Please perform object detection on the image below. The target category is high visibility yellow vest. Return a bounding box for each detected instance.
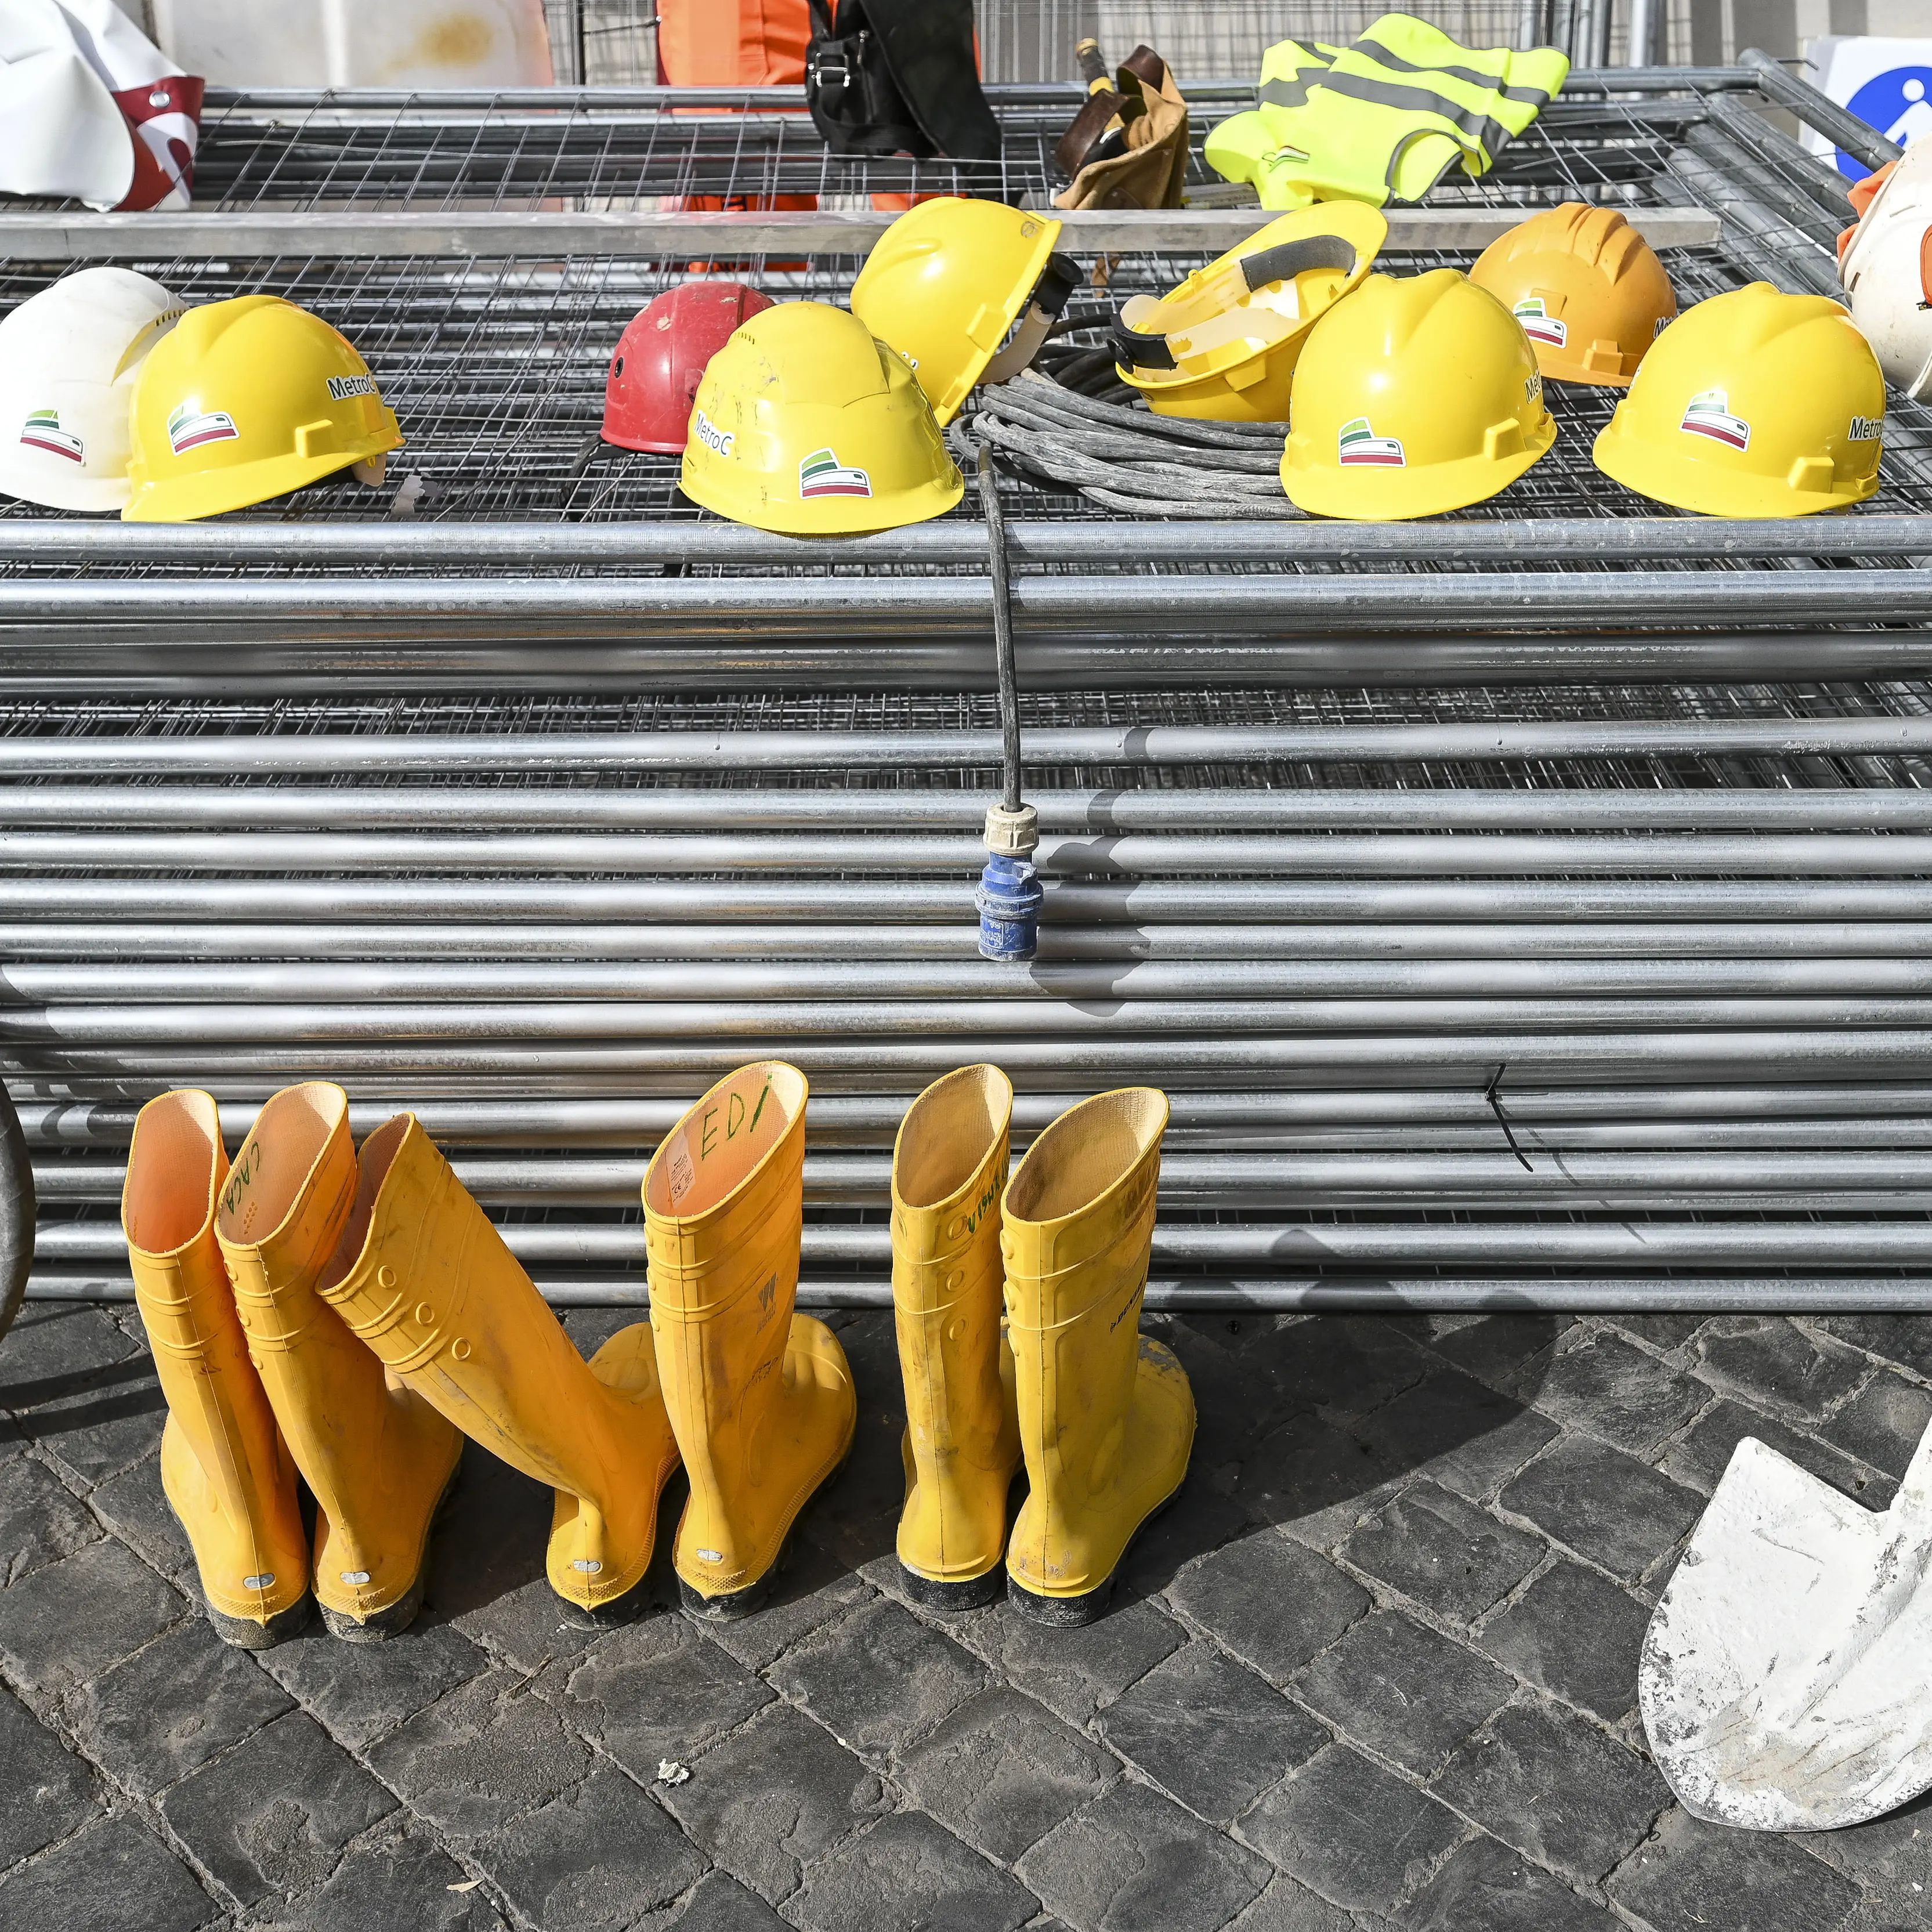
[1207,13,1568,211]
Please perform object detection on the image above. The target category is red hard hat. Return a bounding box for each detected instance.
[602,281,774,453]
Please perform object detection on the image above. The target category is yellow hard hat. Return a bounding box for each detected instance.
[1592,284,1884,518]
[124,295,401,522]
[1112,201,1387,423]
[1468,202,1676,388]
[1280,269,1555,520]
[681,301,964,535]
[851,198,1076,426]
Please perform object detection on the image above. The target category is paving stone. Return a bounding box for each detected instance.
[256,1616,488,1753]
[1018,1779,1268,1932]
[1243,1316,1432,1428]
[951,1594,1187,1727]
[1602,1314,1709,1353]
[1815,1371,1932,1484]
[659,1698,889,1904]
[1164,1531,1369,1683]
[1418,1314,1573,1389]
[552,1611,773,1782]
[0,1536,185,1696]
[0,1450,100,1586]
[475,1757,705,1931]
[700,1535,873,1677]
[895,1685,1114,1865]
[1475,1559,1651,1724]
[1529,1331,1710,1456]
[1233,1411,1401,1549]
[1499,1435,1703,1583]
[1236,1743,1465,1916]
[1153,1314,1268,1472]
[0,1680,96,1867]
[770,1595,986,1763]
[1661,1398,1888,1506]
[1356,1370,1561,1503]
[1689,1318,1870,1423]
[1221,1874,1358,1932]
[1113,1464,1251,1604]
[1396,1834,1619,1931]
[244,1817,508,1932]
[787,1810,1037,1932]
[1097,1641,1327,1826]
[0,1307,167,1489]
[794,1314,903,1577]
[1341,1480,1546,1624]
[88,1452,195,1583]
[160,1709,396,1908]
[1428,1699,1669,1884]
[366,1665,593,1839]
[65,1615,293,1797]
[1293,1609,1514,1778]
[0,1812,214,1932]
[650,1868,787,1930]
[1607,1804,1863,1932]
[1818,1314,1932,1380]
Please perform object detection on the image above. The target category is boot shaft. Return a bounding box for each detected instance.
[124,1087,236,1359]
[891,1063,1012,1309]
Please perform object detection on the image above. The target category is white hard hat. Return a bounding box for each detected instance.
[0,267,185,512]
[1841,133,1932,400]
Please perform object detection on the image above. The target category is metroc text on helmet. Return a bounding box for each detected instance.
[1469,201,1676,388]
[0,266,183,512]
[1112,200,1386,423]
[1280,269,1555,520]
[851,198,1078,426]
[681,301,964,535]
[1593,284,1884,518]
[603,280,774,454]
[124,295,403,522]
[1839,136,1932,400]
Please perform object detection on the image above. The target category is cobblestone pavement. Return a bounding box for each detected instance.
[2,1301,1930,1931]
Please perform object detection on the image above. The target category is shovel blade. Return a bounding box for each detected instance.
[1640,1434,1932,1832]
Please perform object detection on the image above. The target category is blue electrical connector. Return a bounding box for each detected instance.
[978,844,1044,962]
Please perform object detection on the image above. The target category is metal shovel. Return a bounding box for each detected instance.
[1640,1422,1932,1832]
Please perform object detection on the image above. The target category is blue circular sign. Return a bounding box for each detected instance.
[1839,67,1932,178]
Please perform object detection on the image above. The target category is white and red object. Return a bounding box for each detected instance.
[0,1,202,210]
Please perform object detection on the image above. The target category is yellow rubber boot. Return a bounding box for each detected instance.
[122,1090,312,1649]
[891,1065,1022,1609]
[317,1113,680,1621]
[216,1083,461,1641]
[643,1062,856,1620]
[1001,1087,1195,1625]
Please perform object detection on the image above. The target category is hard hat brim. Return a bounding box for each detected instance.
[123,418,404,523]
[680,466,965,536]
[1593,419,1880,519]
[0,463,133,513]
[1283,416,1557,522]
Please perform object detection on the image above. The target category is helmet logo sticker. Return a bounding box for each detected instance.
[1680,389,1751,452]
[1850,414,1884,442]
[326,374,377,401]
[799,447,873,498]
[692,410,735,458]
[1513,298,1568,349]
[1337,417,1406,468]
[20,410,82,463]
[167,401,240,455]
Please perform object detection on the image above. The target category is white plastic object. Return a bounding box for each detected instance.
[0,266,184,512]
[983,801,1039,858]
[149,0,554,88]
[1640,1419,1932,1832]
[1841,133,1932,401]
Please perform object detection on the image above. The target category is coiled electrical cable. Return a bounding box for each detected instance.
[968,366,1300,519]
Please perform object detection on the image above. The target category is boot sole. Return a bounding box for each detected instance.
[1004,1480,1184,1630]
[678,1436,854,1626]
[206,1593,316,1651]
[320,1458,462,1644]
[897,1562,1005,1611]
